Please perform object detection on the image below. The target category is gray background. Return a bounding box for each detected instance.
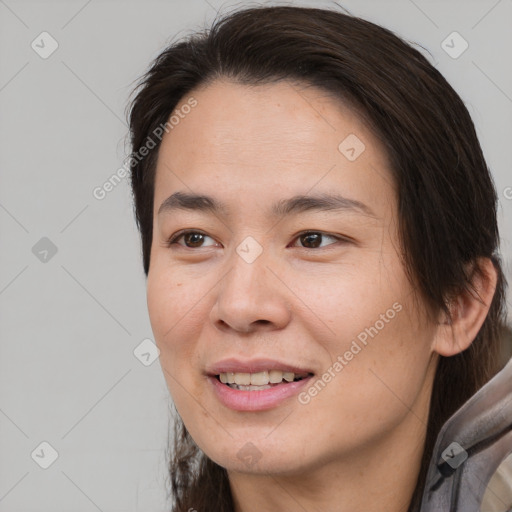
[0,0,511,510]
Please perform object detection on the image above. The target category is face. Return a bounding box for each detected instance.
[147,79,439,477]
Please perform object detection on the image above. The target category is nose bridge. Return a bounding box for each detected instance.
[211,235,290,332]
[225,236,272,305]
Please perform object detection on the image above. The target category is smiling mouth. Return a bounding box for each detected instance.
[215,370,313,391]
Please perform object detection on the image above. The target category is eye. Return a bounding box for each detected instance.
[165,229,348,250]
[166,230,219,248]
[290,231,345,249]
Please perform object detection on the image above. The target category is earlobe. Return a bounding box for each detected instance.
[432,257,498,357]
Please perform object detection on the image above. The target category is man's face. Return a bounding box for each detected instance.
[147,79,438,476]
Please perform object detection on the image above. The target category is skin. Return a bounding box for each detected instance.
[146,79,497,512]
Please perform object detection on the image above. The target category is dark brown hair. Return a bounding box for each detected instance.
[127,5,508,511]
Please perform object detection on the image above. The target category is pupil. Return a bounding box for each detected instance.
[301,233,321,248]
[185,233,203,247]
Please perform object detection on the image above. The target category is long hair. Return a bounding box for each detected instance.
[127,5,508,511]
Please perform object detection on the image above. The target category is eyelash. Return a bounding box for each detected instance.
[165,230,349,250]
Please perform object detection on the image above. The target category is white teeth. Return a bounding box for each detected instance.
[250,371,269,385]
[218,370,308,386]
[218,373,236,384]
[235,373,251,385]
[269,370,284,383]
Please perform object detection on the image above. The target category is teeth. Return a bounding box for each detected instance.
[235,373,251,385]
[250,371,269,385]
[269,370,284,383]
[218,370,308,386]
[219,372,236,384]
[283,372,295,382]
[229,384,273,391]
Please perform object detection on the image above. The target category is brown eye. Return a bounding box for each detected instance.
[300,232,322,248]
[294,231,340,249]
[183,232,206,248]
[167,231,218,248]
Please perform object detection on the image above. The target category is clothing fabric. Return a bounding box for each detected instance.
[418,357,512,512]
[481,454,512,512]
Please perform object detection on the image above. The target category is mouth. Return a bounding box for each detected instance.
[215,370,313,391]
[207,365,315,411]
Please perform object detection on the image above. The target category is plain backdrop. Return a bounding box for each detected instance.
[1,0,511,510]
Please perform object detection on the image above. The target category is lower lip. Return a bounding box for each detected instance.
[208,375,313,411]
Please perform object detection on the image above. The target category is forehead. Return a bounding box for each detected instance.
[153,79,395,219]
[160,79,379,157]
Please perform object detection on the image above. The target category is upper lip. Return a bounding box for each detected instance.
[206,358,315,376]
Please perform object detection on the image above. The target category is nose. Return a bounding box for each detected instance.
[209,244,292,335]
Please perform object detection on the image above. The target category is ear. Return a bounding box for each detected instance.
[432,257,498,357]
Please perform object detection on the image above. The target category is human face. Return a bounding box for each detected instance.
[147,79,438,476]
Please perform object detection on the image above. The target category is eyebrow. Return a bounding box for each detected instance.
[157,191,377,218]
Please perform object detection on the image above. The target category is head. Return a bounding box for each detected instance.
[127,5,507,512]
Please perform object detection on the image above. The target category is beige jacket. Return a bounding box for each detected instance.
[481,453,512,512]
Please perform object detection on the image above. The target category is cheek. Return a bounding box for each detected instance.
[146,261,203,337]
[315,297,432,436]
[304,261,431,416]
[289,256,402,338]
[146,269,200,374]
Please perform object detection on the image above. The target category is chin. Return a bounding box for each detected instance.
[196,433,306,476]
